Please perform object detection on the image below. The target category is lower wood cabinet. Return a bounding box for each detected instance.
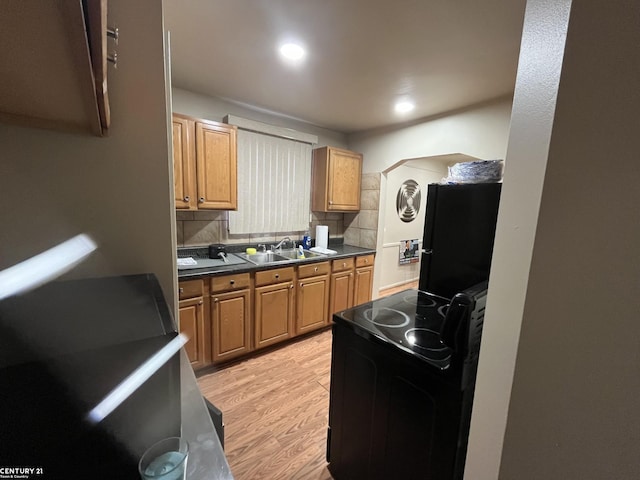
[353,254,375,306]
[179,254,374,369]
[178,279,208,370]
[211,288,251,363]
[210,272,251,363]
[329,258,355,322]
[254,267,295,349]
[296,261,330,335]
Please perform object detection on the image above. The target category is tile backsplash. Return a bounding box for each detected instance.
[176,172,380,249]
[176,210,346,248]
[343,173,381,249]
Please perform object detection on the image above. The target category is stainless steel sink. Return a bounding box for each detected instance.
[276,249,325,260]
[237,252,291,265]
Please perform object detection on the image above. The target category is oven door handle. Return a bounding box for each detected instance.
[440,293,472,352]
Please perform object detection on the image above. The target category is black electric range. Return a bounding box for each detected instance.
[328,284,488,480]
[334,288,453,370]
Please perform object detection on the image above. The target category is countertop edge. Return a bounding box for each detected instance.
[177,245,376,280]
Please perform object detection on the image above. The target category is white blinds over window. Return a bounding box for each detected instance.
[228,130,312,234]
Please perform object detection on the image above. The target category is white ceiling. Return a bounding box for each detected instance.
[163,0,527,134]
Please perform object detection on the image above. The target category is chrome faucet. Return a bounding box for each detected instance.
[257,243,267,253]
[271,236,292,251]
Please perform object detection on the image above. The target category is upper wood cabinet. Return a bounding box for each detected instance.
[312,146,362,212]
[0,0,112,136]
[172,114,238,210]
[172,115,197,209]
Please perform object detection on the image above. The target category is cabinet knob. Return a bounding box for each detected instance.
[179,287,184,293]
[364,259,368,264]
[342,262,346,268]
[300,282,303,288]
[198,300,203,305]
[213,297,219,302]
[329,200,334,205]
[350,273,353,277]
[290,284,294,289]
[199,197,205,203]
[184,195,190,202]
[275,274,280,279]
[230,280,235,285]
[314,267,318,272]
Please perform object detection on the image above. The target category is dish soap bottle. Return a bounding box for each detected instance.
[302,229,312,250]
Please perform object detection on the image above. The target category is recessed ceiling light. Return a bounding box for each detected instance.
[394,101,415,114]
[279,43,306,61]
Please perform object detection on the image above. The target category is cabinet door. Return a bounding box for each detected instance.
[179,296,207,369]
[328,148,361,211]
[254,282,294,349]
[195,120,238,210]
[329,270,354,322]
[354,266,374,306]
[211,289,251,363]
[172,115,196,210]
[297,274,329,335]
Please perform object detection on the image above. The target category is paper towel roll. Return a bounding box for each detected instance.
[316,225,329,249]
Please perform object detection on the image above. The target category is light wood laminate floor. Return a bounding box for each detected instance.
[197,280,418,480]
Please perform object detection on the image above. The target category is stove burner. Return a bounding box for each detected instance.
[363,307,410,328]
[404,328,447,352]
[437,305,449,318]
[403,293,437,309]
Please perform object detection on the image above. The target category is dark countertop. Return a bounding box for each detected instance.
[177,244,376,280]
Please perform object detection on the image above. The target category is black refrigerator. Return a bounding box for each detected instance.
[419,182,502,299]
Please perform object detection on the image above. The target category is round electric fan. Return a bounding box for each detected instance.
[396,179,421,223]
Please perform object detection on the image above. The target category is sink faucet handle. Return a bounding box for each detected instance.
[257,243,267,252]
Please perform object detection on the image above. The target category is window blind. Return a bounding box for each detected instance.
[228,129,312,234]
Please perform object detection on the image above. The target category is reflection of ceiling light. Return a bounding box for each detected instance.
[279,43,306,61]
[395,101,415,114]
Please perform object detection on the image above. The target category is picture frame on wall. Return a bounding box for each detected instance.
[399,239,419,265]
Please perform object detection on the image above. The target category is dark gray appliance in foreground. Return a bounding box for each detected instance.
[419,182,501,299]
[327,282,488,480]
[0,274,181,479]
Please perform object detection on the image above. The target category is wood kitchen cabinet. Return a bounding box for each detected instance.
[296,261,331,335]
[329,257,355,322]
[353,254,375,306]
[172,113,238,210]
[172,114,197,209]
[312,146,362,212]
[0,0,112,136]
[254,267,295,349]
[211,273,251,363]
[178,279,208,369]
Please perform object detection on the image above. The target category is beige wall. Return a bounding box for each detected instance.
[467,0,640,478]
[0,0,175,308]
[171,87,348,149]
[348,98,513,175]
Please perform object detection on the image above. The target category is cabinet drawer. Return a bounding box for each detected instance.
[298,261,330,279]
[255,266,295,287]
[332,257,355,272]
[211,273,250,293]
[355,254,375,268]
[179,279,204,299]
